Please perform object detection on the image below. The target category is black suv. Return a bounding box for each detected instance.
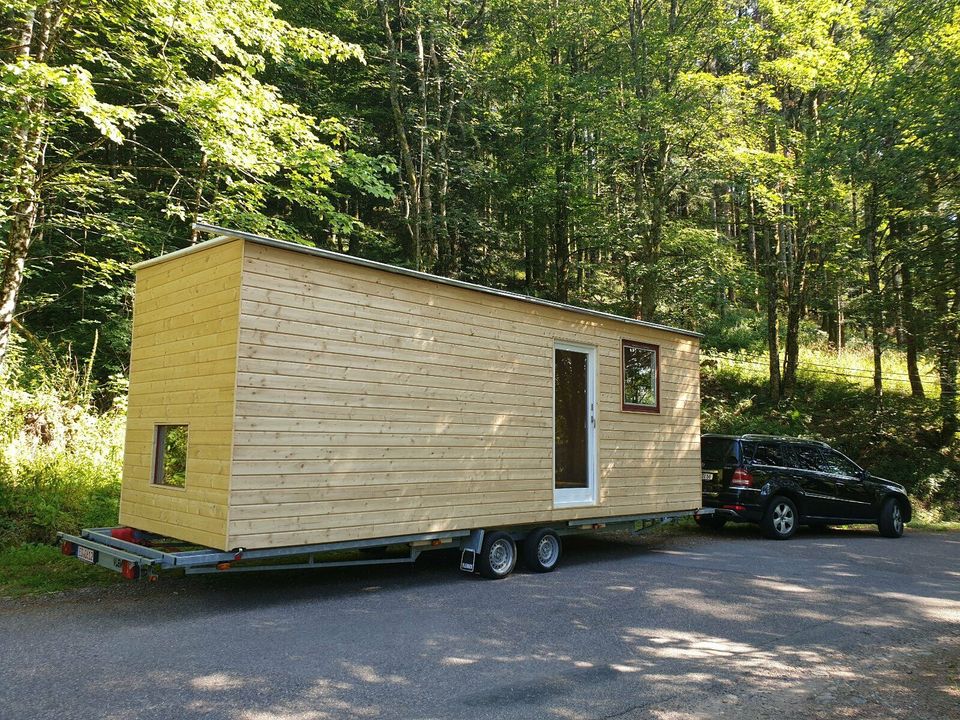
[698,434,911,540]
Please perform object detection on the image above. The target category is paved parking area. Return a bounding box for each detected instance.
[1,526,958,719]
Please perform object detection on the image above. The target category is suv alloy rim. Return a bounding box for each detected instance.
[772,502,795,535]
[892,504,903,534]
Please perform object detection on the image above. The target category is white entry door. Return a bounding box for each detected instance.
[553,342,598,506]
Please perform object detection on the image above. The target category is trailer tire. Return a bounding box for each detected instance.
[477,531,517,579]
[522,528,562,572]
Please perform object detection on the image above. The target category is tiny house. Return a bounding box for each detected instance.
[119,224,702,555]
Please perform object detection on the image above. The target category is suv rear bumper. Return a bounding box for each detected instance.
[701,495,764,524]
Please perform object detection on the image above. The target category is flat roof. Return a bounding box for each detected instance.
[133,223,703,340]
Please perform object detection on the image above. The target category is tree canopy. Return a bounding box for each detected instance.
[2,0,959,439]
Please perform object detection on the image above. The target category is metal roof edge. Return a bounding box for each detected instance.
[131,234,238,270]
[145,222,703,340]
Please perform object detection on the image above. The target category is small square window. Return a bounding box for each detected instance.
[153,425,188,487]
[622,341,659,412]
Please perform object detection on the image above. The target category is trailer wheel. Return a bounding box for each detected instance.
[477,531,517,579]
[522,528,562,572]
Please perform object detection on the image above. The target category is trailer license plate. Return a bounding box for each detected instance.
[76,546,96,564]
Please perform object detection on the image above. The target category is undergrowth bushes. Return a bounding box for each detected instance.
[0,382,125,549]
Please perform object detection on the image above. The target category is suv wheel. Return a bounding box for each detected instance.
[878,497,905,538]
[762,496,798,540]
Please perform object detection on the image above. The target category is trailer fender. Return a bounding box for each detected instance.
[459,529,485,572]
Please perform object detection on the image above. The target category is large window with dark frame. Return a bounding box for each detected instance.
[153,424,188,488]
[622,340,659,412]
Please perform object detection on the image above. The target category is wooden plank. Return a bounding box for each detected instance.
[233,418,549,436]
[237,355,550,391]
[230,478,550,504]
[230,489,552,521]
[234,427,549,445]
[232,446,552,464]
[228,468,549,491]
[236,386,549,415]
[233,402,550,424]
[236,373,550,407]
[230,457,552,476]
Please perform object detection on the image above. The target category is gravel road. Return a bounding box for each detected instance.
[1,526,958,720]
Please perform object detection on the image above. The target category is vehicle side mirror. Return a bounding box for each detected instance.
[860,468,870,481]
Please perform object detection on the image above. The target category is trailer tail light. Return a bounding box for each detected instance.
[120,560,140,580]
[731,469,754,487]
[61,541,76,556]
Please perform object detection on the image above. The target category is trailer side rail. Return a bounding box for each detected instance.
[59,507,707,580]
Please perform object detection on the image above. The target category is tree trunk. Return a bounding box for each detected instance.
[762,224,781,403]
[934,219,960,443]
[747,185,760,312]
[415,26,436,267]
[549,27,572,304]
[781,213,808,399]
[937,345,958,443]
[378,0,421,268]
[0,3,58,372]
[900,263,924,398]
[864,186,884,401]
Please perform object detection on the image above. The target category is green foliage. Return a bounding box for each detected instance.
[0,372,124,549]
[1,0,388,382]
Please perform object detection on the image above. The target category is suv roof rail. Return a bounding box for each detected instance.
[739,433,830,447]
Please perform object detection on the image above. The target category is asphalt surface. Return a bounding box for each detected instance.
[1,526,958,720]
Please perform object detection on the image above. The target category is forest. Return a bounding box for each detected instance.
[1,0,959,564]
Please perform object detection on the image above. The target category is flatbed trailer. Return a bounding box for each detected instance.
[57,508,711,581]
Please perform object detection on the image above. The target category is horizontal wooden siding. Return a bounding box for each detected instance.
[119,239,243,549]
[229,241,700,549]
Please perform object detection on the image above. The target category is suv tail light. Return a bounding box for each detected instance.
[731,468,754,487]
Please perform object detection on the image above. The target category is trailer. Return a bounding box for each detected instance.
[58,509,710,581]
[60,223,705,579]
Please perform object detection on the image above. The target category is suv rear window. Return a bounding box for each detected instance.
[701,437,739,467]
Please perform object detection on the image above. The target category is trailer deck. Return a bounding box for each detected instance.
[58,509,710,581]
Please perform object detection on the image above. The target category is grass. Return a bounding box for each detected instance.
[0,544,121,598]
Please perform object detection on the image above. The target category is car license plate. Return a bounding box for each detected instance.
[76,546,97,564]
[702,472,714,481]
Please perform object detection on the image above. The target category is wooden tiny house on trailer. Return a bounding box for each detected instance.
[117,224,702,569]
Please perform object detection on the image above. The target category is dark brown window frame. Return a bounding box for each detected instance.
[621,340,660,413]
